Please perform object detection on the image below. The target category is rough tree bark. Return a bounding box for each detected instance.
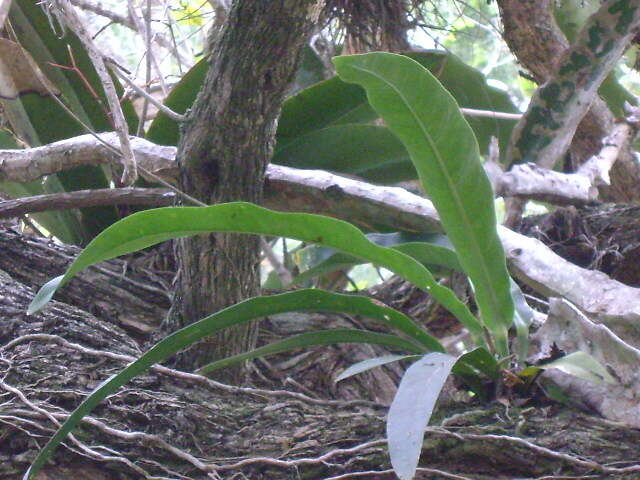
[166,1,325,374]
[2,232,640,480]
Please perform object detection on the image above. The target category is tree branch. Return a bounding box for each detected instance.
[1,133,639,346]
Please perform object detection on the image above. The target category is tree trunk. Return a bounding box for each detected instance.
[166,1,325,375]
[338,0,412,54]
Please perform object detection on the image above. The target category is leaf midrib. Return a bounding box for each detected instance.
[348,63,501,327]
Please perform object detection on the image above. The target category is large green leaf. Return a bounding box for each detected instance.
[277,75,376,143]
[387,352,458,480]
[407,51,519,161]
[276,50,518,158]
[197,330,427,375]
[273,125,414,183]
[23,289,438,480]
[334,53,514,355]
[28,202,483,341]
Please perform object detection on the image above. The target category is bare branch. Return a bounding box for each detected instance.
[108,62,185,122]
[0,187,174,218]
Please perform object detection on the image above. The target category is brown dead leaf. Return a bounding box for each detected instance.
[0,38,60,99]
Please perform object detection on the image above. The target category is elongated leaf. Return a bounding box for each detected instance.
[334,53,514,355]
[197,330,425,375]
[28,202,483,342]
[387,352,457,480]
[406,51,519,161]
[335,354,418,383]
[292,233,461,286]
[23,289,436,480]
[277,51,518,157]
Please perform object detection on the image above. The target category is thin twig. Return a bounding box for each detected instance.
[109,62,185,122]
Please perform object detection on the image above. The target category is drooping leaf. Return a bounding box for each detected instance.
[334,53,514,355]
[335,354,418,383]
[387,352,457,480]
[406,51,519,161]
[28,202,483,343]
[292,233,461,287]
[197,330,425,376]
[23,289,438,480]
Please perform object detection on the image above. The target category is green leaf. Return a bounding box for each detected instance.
[23,289,435,480]
[197,331,425,375]
[146,59,208,146]
[292,233,461,287]
[511,280,534,361]
[406,51,519,161]
[334,53,514,355]
[537,351,615,385]
[273,124,414,183]
[455,347,500,381]
[387,352,457,480]
[290,45,327,93]
[28,202,483,342]
[335,354,418,383]
[277,50,518,159]
[277,76,376,142]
